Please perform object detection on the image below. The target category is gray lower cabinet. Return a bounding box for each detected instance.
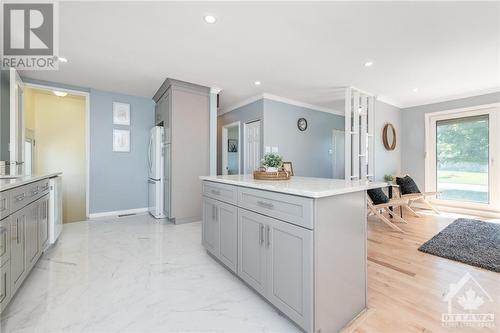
[0,260,11,312]
[0,180,52,314]
[238,208,313,331]
[38,195,49,251]
[10,210,26,294]
[202,197,238,273]
[237,209,266,294]
[25,201,40,271]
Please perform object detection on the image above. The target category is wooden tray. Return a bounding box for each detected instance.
[253,170,291,181]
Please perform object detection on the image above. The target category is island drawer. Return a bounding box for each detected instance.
[0,191,10,220]
[203,181,237,205]
[237,187,313,229]
[9,185,28,213]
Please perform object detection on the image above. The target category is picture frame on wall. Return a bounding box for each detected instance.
[112,129,130,152]
[113,102,131,125]
[228,139,238,152]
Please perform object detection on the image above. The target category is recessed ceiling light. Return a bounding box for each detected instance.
[254,81,261,86]
[53,91,68,97]
[364,61,373,67]
[58,56,68,63]
[204,15,216,24]
[413,88,419,92]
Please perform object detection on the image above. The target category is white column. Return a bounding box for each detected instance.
[209,87,221,175]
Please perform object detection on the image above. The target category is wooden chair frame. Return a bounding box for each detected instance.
[367,197,418,233]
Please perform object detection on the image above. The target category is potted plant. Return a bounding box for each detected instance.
[383,174,394,184]
[261,153,283,172]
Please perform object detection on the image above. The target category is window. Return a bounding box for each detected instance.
[425,105,499,212]
[436,115,489,203]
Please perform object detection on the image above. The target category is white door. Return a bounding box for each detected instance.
[10,68,24,174]
[332,129,345,179]
[244,121,261,174]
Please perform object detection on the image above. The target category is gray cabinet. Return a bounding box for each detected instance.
[202,197,238,273]
[237,209,266,294]
[38,194,49,251]
[1,179,51,313]
[266,216,313,331]
[10,210,25,293]
[0,260,11,312]
[202,197,219,256]
[154,79,209,224]
[25,201,40,271]
[216,200,237,273]
[237,208,313,330]
[0,217,10,266]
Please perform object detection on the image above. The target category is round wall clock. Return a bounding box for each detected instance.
[297,118,308,131]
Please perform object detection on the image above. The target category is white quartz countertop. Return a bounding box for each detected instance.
[200,175,387,198]
[0,173,62,192]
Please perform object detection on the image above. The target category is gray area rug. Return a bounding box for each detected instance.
[418,218,500,273]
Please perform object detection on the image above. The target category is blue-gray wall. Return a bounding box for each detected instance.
[21,78,155,215]
[89,89,154,214]
[401,92,500,189]
[263,99,344,178]
[374,100,402,181]
[217,99,264,174]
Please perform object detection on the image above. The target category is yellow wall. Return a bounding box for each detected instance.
[24,88,86,223]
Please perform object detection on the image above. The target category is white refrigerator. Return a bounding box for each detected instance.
[148,126,165,218]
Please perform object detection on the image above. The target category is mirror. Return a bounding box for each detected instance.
[383,123,396,151]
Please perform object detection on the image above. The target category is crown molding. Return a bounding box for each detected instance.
[219,93,344,116]
[400,87,500,109]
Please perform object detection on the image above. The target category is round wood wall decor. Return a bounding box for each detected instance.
[382,123,397,150]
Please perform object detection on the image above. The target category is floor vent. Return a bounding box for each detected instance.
[118,213,137,218]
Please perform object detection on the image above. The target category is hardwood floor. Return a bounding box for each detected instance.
[350,210,500,333]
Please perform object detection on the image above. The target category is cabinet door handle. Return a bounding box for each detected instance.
[257,200,274,209]
[259,223,264,245]
[266,225,271,248]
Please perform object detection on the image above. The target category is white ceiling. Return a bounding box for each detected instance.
[22,1,500,109]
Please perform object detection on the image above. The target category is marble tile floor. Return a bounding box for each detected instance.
[1,214,299,333]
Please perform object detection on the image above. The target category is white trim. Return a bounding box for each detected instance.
[88,207,148,219]
[221,121,241,175]
[219,94,264,115]
[24,82,91,219]
[209,88,221,175]
[401,87,500,109]
[424,103,500,212]
[219,93,344,116]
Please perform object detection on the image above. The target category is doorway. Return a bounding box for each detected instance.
[425,104,499,212]
[222,121,241,175]
[332,129,345,179]
[24,85,89,223]
[244,120,261,174]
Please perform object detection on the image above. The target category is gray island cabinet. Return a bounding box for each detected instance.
[200,175,386,333]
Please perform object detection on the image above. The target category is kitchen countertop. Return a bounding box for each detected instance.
[0,173,62,192]
[200,175,387,198]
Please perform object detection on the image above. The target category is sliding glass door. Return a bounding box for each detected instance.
[436,115,489,203]
[426,105,499,212]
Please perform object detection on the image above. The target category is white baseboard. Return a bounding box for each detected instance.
[88,207,149,219]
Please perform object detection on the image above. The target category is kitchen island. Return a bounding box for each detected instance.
[200,175,386,333]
